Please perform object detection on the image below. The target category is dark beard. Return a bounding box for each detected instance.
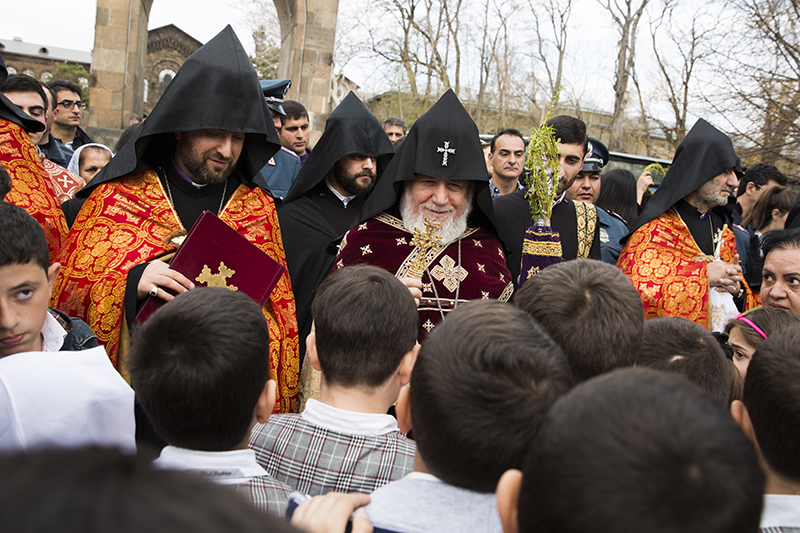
[178,144,236,185]
[332,160,376,197]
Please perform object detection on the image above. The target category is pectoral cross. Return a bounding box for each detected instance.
[407,219,442,280]
[437,141,455,166]
[712,224,727,260]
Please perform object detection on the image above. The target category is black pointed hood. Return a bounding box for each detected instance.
[628,118,741,235]
[77,25,280,198]
[283,91,394,203]
[357,89,498,234]
[0,53,46,133]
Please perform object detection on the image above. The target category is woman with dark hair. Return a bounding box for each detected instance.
[596,169,638,228]
[742,186,798,292]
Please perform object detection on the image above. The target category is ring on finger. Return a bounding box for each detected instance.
[149,285,159,297]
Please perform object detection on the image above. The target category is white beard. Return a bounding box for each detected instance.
[399,187,474,245]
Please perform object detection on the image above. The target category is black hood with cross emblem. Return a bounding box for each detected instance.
[356,89,499,235]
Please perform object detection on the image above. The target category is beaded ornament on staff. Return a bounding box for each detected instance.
[519,89,563,286]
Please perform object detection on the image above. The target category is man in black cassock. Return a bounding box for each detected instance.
[493,115,601,286]
[278,92,395,354]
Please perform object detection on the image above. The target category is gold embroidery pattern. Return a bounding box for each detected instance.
[574,200,597,259]
[522,239,562,257]
[430,255,469,292]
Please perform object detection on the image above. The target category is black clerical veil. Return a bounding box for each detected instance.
[76,25,281,198]
[282,91,394,204]
[627,118,741,238]
[357,89,499,235]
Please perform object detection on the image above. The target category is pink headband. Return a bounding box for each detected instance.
[734,313,768,339]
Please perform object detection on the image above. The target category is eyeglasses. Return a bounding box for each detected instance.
[57,100,86,110]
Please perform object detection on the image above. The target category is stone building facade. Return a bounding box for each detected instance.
[143,24,202,117]
[0,38,91,86]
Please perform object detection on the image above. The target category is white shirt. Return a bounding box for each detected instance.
[325,176,357,207]
[761,494,800,529]
[0,346,135,451]
[301,399,400,436]
[41,312,68,352]
[154,446,271,485]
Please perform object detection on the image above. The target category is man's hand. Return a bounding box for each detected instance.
[708,255,742,296]
[636,171,654,205]
[136,260,195,300]
[291,492,372,533]
[400,277,423,307]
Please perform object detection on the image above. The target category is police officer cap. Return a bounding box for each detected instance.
[582,137,609,173]
[260,79,292,115]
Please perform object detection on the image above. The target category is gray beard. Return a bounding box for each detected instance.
[399,188,473,245]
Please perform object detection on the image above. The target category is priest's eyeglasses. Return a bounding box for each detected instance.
[57,100,86,110]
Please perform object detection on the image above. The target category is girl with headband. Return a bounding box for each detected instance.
[725,307,800,377]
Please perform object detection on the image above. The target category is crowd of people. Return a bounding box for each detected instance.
[1,24,800,533]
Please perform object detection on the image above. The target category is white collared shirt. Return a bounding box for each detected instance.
[325,176,357,207]
[41,312,68,352]
[301,399,400,436]
[761,494,800,529]
[154,446,270,485]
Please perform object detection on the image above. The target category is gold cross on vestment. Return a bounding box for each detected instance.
[431,255,468,292]
[407,219,442,280]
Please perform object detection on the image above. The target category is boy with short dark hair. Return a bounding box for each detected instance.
[128,287,292,515]
[514,258,643,382]
[250,265,419,496]
[366,300,572,532]
[0,202,96,356]
[638,317,733,407]
[496,368,764,533]
[731,323,800,530]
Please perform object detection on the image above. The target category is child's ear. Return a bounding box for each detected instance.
[306,331,322,372]
[731,399,757,446]
[496,469,523,533]
[254,379,277,424]
[396,384,412,435]
[397,343,420,385]
[47,263,61,294]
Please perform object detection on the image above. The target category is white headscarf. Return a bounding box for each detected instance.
[66,143,114,177]
[0,346,136,452]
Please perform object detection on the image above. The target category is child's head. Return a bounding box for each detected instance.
[0,203,60,358]
[725,308,800,377]
[499,368,764,533]
[737,322,800,485]
[638,317,732,407]
[514,259,643,382]
[128,287,274,451]
[309,265,418,390]
[406,300,572,493]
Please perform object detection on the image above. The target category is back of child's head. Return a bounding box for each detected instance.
[518,368,764,533]
[0,447,298,533]
[0,202,49,273]
[311,265,418,388]
[514,259,643,382]
[638,317,731,407]
[410,300,572,493]
[128,287,270,451]
[742,322,800,484]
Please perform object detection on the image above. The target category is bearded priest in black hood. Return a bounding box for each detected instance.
[334,90,514,340]
[51,26,299,413]
[618,119,756,332]
[278,92,395,354]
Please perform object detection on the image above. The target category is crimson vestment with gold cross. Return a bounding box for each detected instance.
[334,212,514,340]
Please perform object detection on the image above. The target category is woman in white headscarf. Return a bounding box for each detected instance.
[67,143,113,181]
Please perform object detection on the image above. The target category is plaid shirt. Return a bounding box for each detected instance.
[230,477,292,516]
[250,413,416,496]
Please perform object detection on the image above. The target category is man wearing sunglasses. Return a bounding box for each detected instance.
[47,79,94,156]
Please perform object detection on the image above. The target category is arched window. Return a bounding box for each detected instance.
[143,79,149,103]
[79,77,89,88]
[41,72,52,82]
[7,67,17,75]
[22,69,34,77]
[158,68,176,86]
